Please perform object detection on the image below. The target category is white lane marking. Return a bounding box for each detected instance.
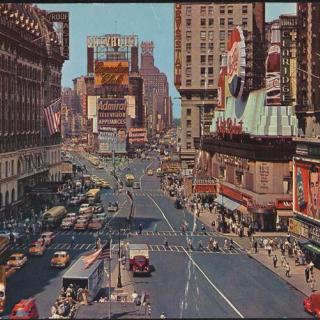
[182,247,244,318]
[140,160,154,186]
[80,244,86,249]
[146,194,175,232]
[74,243,80,249]
[86,244,91,249]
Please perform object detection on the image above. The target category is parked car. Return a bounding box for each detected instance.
[79,203,93,214]
[7,253,27,269]
[0,231,22,242]
[69,197,81,206]
[10,298,39,319]
[28,242,46,256]
[51,251,70,268]
[107,202,119,213]
[97,164,104,169]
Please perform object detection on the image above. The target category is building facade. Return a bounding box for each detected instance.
[0,3,67,218]
[174,2,265,167]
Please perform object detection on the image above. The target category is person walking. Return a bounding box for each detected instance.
[273,255,278,268]
[138,224,143,235]
[309,261,315,274]
[305,266,310,283]
[285,263,290,277]
[267,244,272,257]
[253,240,258,254]
[310,274,316,292]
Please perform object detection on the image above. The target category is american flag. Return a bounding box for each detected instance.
[44,99,61,136]
[82,241,110,269]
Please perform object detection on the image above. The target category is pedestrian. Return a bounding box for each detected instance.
[187,238,193,251]
[310,274,316,292]
[198,239,203,251]
[281,255,285,268]
[201,224,206,235]
[273,255,278,268]
[285,263,290,277]
[310,261,314,274]
[138,224,143,235]
[132,290,139,304]
[267,244,272,257]
[305,266,310,283]
[253,239,258,254]
[287,232,291,243]
[224,239,228,250]
[164,237,169,249]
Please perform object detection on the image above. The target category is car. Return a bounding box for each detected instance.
[7,253,27,269]
[65,213,77,224]
[97,164,104,169]
[95,180,103,187]
[93,213,108,222]
[147,169,153,176]
[38,232,55,246]
[69,196,81,206]
[107,202,119,213]
[77,194,87,203]
[79,203,93,214]
[5,265,16,278]
[60,218,75,230]
[88,219,103,231]
[93,204,104,214]
[146,155,151,160]
[28,242,46,256]
[74,219,89,230]
[0,231,22,242]
[50,251,70,268]
[10,298,39,319]
[101,181,111,189]
[304,291,320,317]
[133,182,141,189]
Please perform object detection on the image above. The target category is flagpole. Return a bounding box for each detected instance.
[109,238,112,320]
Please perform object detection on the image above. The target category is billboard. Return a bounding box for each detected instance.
[97,98,126,129]
[294,160,320,222]
[94,61,129,86]
[227,26,246,99]
[161,161,181,174]
[128,128,147,145]
[174,4,182,87]
[98,127,126,154]
[87,35,138,48]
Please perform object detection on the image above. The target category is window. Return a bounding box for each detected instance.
[228,18,233,27]
[220,18,225,26]
[186,131,192,138]
[186,43,191,52]
[186,67,192,76]
[186,31,192,40]
[187,142,192,149]
[201,67,206,75]
[208,31,213,40]
[186,79,192,87]
[187,120,192,128]
[186,6,192,15]
[208,18,214,27]
[186,19,192,27]
[208,55,213,65]
[200,31,206,39]
[228,30,232,38]
[201,18,206,27]
[208,79,214,86]
[200,55,206,64]
[227,6,233,14]
[235,171,244,186]
[201,79,206,86]
[208,67,213,75]
[242,17,248,28]
[5,161,8,178]
[186,108,192,116]
[219,166,226,179]
[200,43,206,53]
[220,42,225,50]
[219,30,225,41]
[242,5,248,14]
[11,160,14,176]
[220,6,225,14]
[208,43,214,52]
[186,55,192,63]
[208,6,213,15]
[200,6,206,15]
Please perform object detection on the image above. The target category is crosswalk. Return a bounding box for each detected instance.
[55,230,129,236]
[137,230,218,237]
[131,191,164,197]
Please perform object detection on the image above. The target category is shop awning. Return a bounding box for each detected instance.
[304,243,320,255]
[214,195,240,211]
[238,205,249,215]
[276,210,293,217]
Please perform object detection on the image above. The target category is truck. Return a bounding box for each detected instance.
[62,257,104,303]
[124,174,135,187]
[0,265,5,313]
[127,244,150,276]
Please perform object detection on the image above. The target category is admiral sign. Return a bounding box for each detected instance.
[97,98,126,129]
[227,26,246,99]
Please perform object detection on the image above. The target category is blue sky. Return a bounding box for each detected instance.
[40,3,297,118]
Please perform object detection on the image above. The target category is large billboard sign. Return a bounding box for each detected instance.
[97,98,126,129]
[128,128,147,145]
[94,61,129,86]
[174,4,182,88]
[98,127,126,154]
[227,26,246,99]
[294,160,320,222]
[87,35,138,48]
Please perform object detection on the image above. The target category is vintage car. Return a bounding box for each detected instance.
[65,213,77,223]
[7,253,27,269]
[10,298,39,319]
[38,232,55,246]
[107,202,119,213]
[79,203,93,214]
[147,169,153,176]
[101,181,111,189]
[60,218,74,230]
[88,219,103,231]
[50,251,70,268]
[93,204,104,214]
[69,196,81,206]
[28,242,46,256]
[74,218,89,231]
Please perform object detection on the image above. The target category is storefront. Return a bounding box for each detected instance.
[276,199,293,231]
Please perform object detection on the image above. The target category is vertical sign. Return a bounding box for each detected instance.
[174,4,182,87]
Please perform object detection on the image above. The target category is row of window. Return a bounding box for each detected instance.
[186,43,214,53]
[186,67,214,76]
[186,18,214,27]
[185,5,248,16]
[185,79,214,87]
[185,55,214,65]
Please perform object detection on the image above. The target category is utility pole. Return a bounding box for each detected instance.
[117,226,123,288]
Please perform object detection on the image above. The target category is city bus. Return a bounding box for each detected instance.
[125,174,135,187]
[42,206,67,229]
[86,188,101,204]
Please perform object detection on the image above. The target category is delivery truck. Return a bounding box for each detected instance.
[127,244,150,276]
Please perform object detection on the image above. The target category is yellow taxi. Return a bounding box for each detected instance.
[28,241,46,256]
[101,180,111,189]
[88,219,103,231]
[50,251,70,268]
[74,218,89,230]
[7,253,27,269]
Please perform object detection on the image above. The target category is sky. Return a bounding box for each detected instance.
[39,2,297,119]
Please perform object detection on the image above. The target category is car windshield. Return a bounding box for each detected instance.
[54,254,64,258]
[135,256,146,263]
[13,309,29,317]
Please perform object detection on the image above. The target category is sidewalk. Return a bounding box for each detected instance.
[187,204,317,297]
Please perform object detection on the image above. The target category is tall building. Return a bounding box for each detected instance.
[140,41,172,136]
[0,4,67,218]
[296,3,320,137]
[129,75,146,128]
[174,2,265,167]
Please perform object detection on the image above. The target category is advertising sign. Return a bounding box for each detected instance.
[161,161,181,174]
[174,4,182,87]
[227,26,246,99]
[294,160,320,222]
[60,162,73,174]
[256,162,273,192]
[217,54,228,110]
[94,61,129,86]
[128,128,148,145]
[280,30,291,105]
[97,98,126,129]
[87,35,138,48]
[98,127,126,154]
[266,23,281,106]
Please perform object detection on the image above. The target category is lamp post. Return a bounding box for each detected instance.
[117,226,122,288]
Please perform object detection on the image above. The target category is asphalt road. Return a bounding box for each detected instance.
[3,153,311,318]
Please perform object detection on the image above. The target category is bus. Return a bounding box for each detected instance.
[42,206,67,229]
[125,174,135,187]
[86,189,101,204]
